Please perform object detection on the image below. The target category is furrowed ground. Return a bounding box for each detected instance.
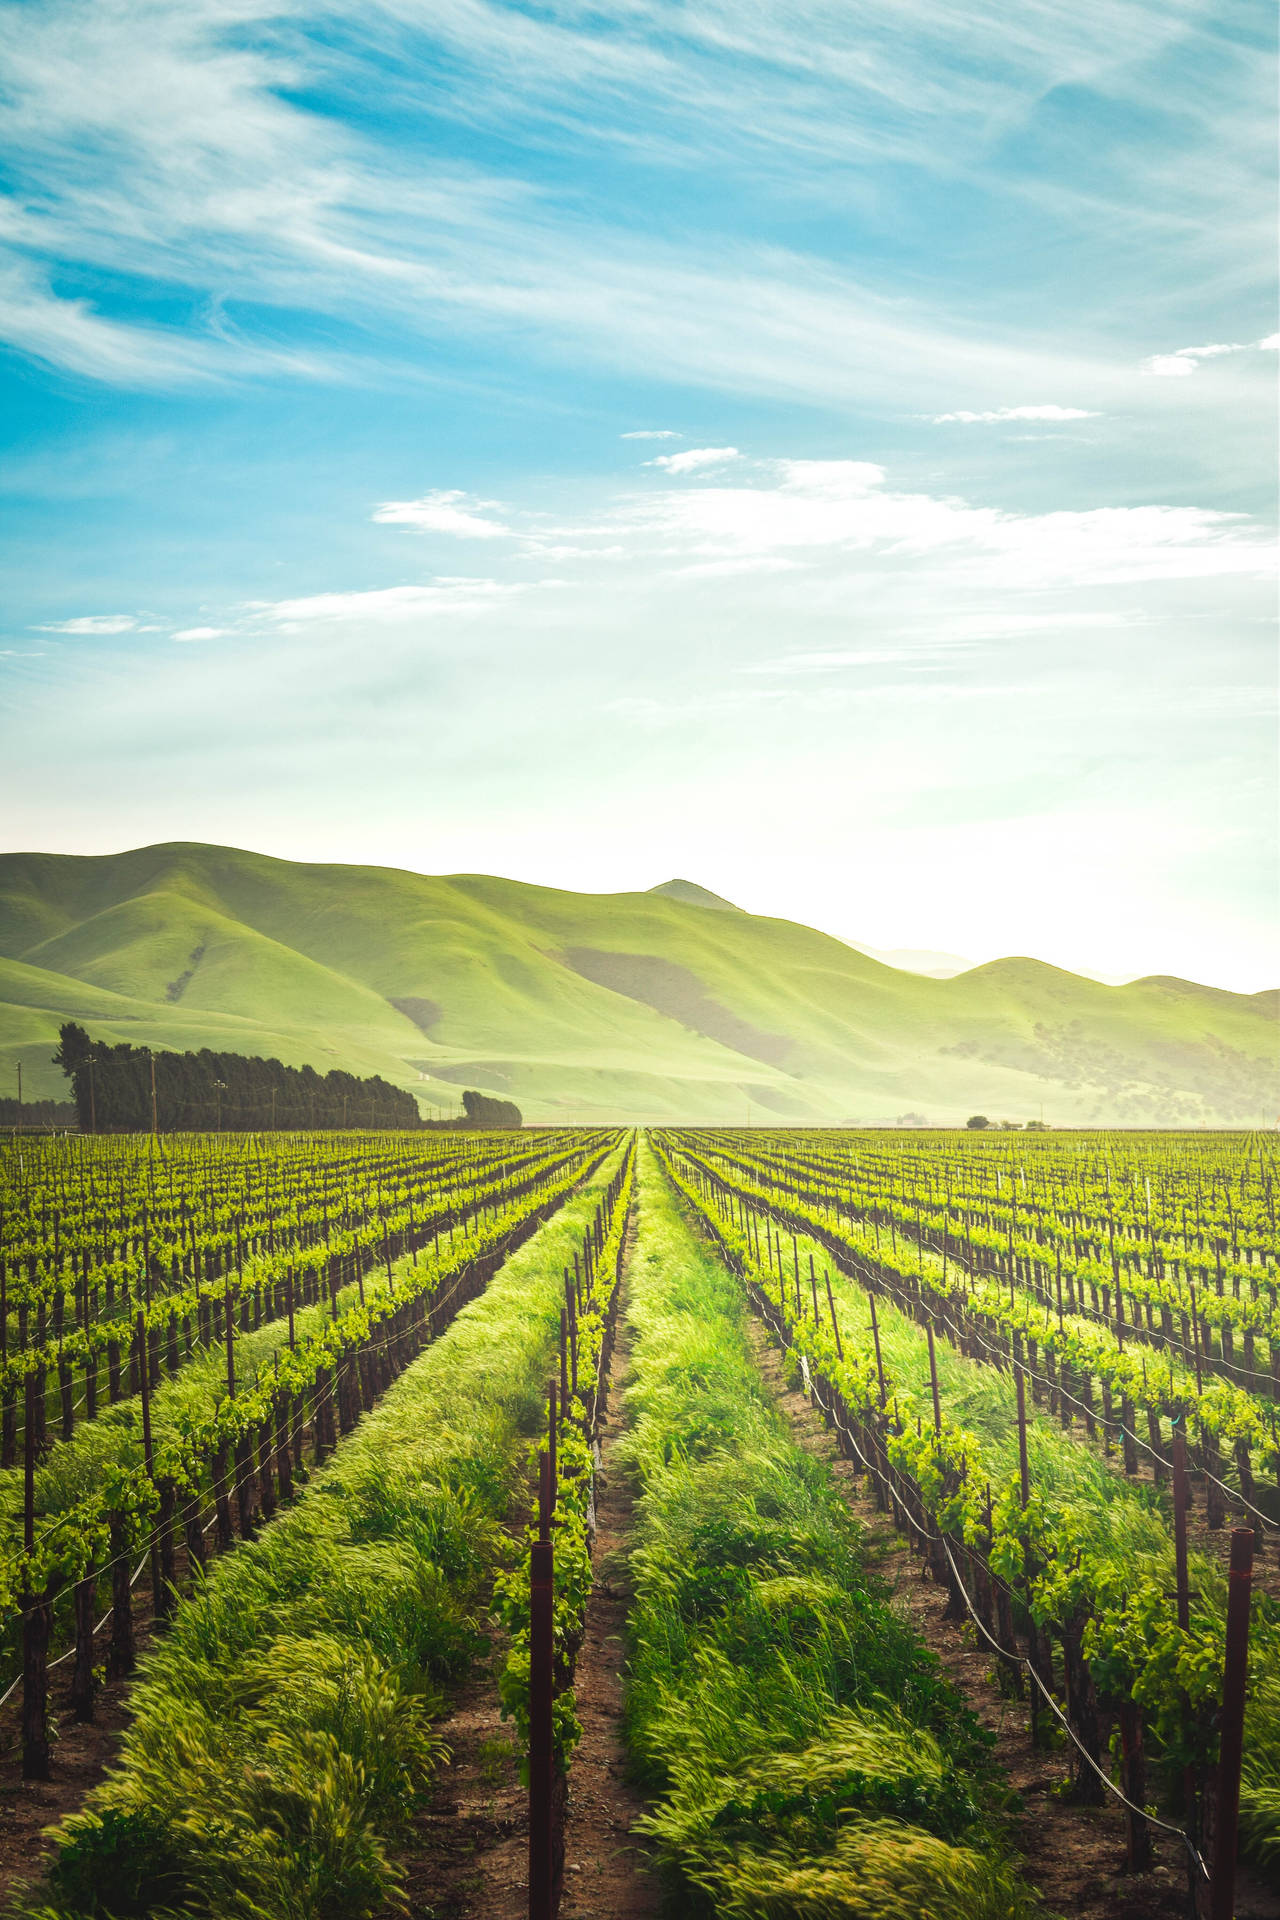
[2,1125,1275,1920]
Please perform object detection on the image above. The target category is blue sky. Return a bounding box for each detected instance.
[1,0,1275,988]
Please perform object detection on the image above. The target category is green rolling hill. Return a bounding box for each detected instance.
[0,842,1273,1126]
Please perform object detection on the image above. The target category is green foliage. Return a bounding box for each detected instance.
[620,1146,1036,1917]
[495,1144,635,1771]
[658,1127,1280,1872]
[41,1809,187,1920]
[461,1088,523,1128]
[21,1143,629,1918]
[53,1020,419,1131]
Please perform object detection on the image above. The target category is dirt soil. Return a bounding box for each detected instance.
[744,1316,1280,1920]
[560,1287,661,1920]
[395,1243,659,1919]
[0,1573,169,1910]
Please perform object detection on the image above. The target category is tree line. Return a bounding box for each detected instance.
[53,1024,423,1132]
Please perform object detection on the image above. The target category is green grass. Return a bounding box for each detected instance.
[1,841,1273,1125]
[14,1144,626,1920]
[617,1142,1046,1918]
[683,1171,1280,1871]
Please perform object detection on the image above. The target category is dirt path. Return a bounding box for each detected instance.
[397,1231,658,1920]
[743,1315,1280,1920]
[0,1559,176,1908]
[560,1267,660,1920]
[392,1633,528,1919]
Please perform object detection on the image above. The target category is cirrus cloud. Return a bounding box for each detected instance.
[932,404,1099,423]
[35,614,136,634]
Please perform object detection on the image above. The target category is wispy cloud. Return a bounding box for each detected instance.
[0,1,1267,424]
[54,452,1268,665]
[257,580,525,627]
[649,446,741,475]
[629,457,1273,588]
[932,405,1099,423]
[620,429,680,440]
[35,613,136,634]
[373,492,512,539]
[1141,337,1277,377]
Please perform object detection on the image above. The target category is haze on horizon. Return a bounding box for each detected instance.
[0,1,1275,994]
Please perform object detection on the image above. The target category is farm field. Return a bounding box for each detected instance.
[0,1126,1277,1920]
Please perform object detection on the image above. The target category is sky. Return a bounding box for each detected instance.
[0,0,1276,991]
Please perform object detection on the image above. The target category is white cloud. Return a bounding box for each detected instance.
[172,626,225,641]
[354,453,1274,597]
[260,579,524,627]
[620,429,680,440]
[35,614,136,634]
[649,446,741,475]
[932,405,1099,423]
[1140,338,1275,376]
[632,458,1273,587]
[372,491,512,539]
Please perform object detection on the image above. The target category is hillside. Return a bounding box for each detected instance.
[0,842,1273,1125]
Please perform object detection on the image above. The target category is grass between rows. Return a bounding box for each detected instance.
[13,1143,627,1920]
[741,1199,1280,1870]
[617,1142,1045,1920]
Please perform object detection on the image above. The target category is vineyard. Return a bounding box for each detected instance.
[0,1125,1276,1920]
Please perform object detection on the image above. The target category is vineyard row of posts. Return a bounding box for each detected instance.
[0,1124,1276,1920]
[654,1126,1278,1918]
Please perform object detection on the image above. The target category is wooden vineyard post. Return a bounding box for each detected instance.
[559,1311,568,1419]
[1117,1697,1152,1872]
[21,1583,51,1780]
[21,1372,52,1778]
[1172,1418,1205,1903]
[547,1379,558,1497]
[808,1254,821,1327]
[1172,1425,1192,1633]
[1015,1365,1049,1744]
[926,1319,942,1432]
[868,1291,887,1407]
[136,1310,165,1619]
[529,1450,555,1920]
[224,1284,236,1398]
[825,1274,843,1360]
[1209,1529,1254,1920]
[70,1561,98,1723]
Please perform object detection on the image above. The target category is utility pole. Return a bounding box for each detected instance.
[149,1052,158,1137]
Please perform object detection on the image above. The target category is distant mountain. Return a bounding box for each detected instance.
[0,842,1274,1126]
[648,879,743,912]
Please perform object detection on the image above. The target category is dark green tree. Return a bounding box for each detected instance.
[461,1089,523,1128]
